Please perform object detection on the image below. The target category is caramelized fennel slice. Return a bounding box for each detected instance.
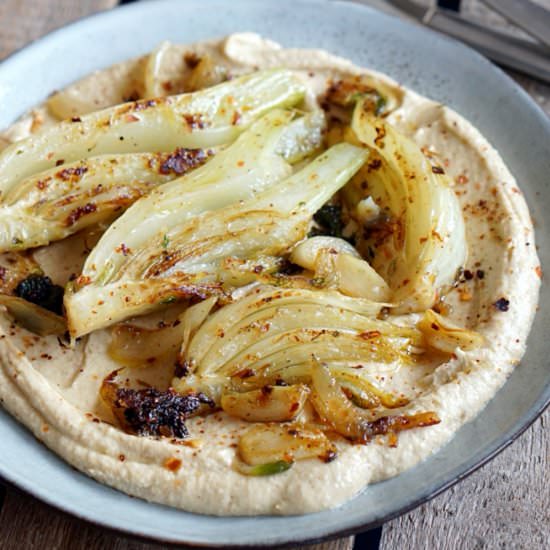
[417,309,484,353]
[185,285,386,370]
[310,361,440,443]
[221,384,310,422]
[237,423,337,467]
[66,143,368,337]
[61,108,296,285]
[0,149,210,252]
[349,101,467,312]
[0,69,306,195]
[108,322,184,367]
[0,294,66,336]
[183,286,414,378]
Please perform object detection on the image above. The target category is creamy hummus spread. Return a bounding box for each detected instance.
[0,33,540,515]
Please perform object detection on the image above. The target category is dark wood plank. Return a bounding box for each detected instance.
[0,0,118,60]
[380,412,550,549]
[0,486,355,549]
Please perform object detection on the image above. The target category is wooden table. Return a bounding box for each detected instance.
[0,1,548,549]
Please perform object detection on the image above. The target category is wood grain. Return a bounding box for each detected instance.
[0,488,355,550]
[380,412,549,550]
[0,0,117,60]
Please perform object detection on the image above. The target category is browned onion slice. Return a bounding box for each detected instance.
[221,384,310,422]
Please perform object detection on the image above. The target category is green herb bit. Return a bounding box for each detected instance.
[244,460,293,476]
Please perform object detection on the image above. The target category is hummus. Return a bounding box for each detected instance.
[0,33,540,515]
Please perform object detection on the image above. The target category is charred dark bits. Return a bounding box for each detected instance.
[114,388,214,438]
[15,274,64,314]
[157,148,209,175]
[276,258,302,276]
[493,297,510,312]
[56,165,88,181]
[310,204,345,239]
[173,359,190,378]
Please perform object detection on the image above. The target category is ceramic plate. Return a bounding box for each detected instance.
[0,0,548,546]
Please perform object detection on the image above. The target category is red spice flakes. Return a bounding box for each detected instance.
[56,165,88,181]
[183,113,206,129]
[493,297,510,312]
[132,99,159,112]
[535,266,543,279]
[456,174,469,185]
[237,160,245,167]
[115,243,132,256]
[119,454,126,462]
[374,125,386,147]
[42,424,49,433]
[65,202,97,226]
[359,330,381,340]
[232,110,241,125]
[76,275,91,286]
[431,165,445,175]
[182,439,201,449]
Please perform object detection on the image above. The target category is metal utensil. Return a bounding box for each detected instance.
[481,0,550,49]
[385,0,550,83]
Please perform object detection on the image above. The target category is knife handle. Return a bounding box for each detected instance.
[481,0,550,49]
[426,10,550,84]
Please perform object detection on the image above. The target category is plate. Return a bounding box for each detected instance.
[0,0,548,546]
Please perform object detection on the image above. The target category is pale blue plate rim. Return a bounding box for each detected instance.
[0,0,548,546]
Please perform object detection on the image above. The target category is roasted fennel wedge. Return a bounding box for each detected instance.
[346,99,467,312]
[0,69,305,195]
[0,149,210,252]
[310,362,440,443]
[65,142,368,337]
[417,309,484,353]
[172,284,420,412]
[236,424,337,471]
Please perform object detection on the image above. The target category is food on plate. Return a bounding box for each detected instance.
[0,33,540,515]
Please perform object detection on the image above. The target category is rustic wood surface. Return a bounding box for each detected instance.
[0,1,548,549]
[0,0,117,60]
